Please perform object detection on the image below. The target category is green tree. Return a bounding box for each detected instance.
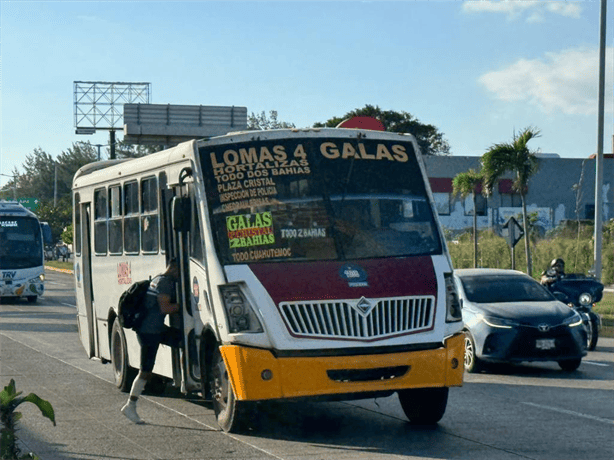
[1,379,55,460]
[482,127,541,275]
[9,143,98,242]
[11,148,57,202]
[114,140,163,159]
[247,110,295,130]
[314,105,451,156]
[36,197,72,243]
[61,224,73,245]
[453,169,484,268]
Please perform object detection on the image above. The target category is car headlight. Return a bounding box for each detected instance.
[29,275,44,284]
[579,292,593,306]
[220,285,263,333]
[562,312,583,327]
[480,314,518,329]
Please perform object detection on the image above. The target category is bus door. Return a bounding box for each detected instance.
[161,172,200,391]
[76,202,97,358]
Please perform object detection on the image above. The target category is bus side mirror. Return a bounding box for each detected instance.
[41,222,53,244]
[172,197,191,232]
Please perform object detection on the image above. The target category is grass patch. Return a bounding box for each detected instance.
[44,260,73,271]
[595,292,614,338]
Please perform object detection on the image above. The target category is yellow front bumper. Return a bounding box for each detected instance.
[220,332,464,401]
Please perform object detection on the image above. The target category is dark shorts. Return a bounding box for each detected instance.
[136,327,183,373]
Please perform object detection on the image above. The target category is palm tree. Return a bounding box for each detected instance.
[453,169,484,268]
[482,127,541,276]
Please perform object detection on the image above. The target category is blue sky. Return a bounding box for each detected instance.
[1,0,613,188]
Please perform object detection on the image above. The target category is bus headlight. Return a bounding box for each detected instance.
[220,285,263,333]
[445,273,462,322]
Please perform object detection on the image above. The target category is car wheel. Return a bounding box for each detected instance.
[398,387,449,425]
[208,344,252,432]
[26,296,37,303]
[111,320,136,392]
[464,331,483,373]
[558,358,581,372]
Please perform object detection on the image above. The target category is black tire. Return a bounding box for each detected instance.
[144,375,167,395]
[587,312,599,351]
[26,296,37,303]
[398,387,449,425]
[463,331,483,373]
[208,344,252,432]
[111,320,136,392]
[558,358,582,372]
[200,340,211,401]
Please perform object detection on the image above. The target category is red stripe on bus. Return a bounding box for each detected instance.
[248,257,437,304]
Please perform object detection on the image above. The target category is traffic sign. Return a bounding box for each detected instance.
[17,197,40,212]
[501,216,524,248]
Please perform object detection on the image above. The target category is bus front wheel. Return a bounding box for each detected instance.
[208,345,252,433]
[398,387,449,425]
[111,320,136,392]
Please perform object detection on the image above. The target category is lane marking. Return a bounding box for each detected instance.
[62,303,76,308]
[584,361,611,367]
[522,401,613,425]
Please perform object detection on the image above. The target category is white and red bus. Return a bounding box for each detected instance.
[72,122,464,432]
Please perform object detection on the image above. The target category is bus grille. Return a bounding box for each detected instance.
[279,296,435,340]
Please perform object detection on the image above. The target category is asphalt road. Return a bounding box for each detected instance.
[1,269,612,460]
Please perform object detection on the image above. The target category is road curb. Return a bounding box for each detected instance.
[44,266,74,275]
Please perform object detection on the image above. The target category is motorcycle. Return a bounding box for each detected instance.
[547,274,603,351]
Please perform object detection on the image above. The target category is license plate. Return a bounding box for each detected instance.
[536,339,556,350]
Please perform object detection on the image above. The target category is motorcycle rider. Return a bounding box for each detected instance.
[540,258,565,287]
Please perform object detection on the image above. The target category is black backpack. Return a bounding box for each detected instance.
[117,279,151,329]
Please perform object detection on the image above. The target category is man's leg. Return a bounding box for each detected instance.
[121,334,159,424]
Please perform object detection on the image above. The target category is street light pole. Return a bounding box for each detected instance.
[54,162,58,207]
[594,0,607,280]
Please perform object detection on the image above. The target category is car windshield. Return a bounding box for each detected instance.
[459,274,555,303]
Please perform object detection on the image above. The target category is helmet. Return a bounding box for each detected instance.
[550,258,564,268]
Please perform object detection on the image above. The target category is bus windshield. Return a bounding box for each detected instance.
[199,136,442,265]
[0,217,43,269]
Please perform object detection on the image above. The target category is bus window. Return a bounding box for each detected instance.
[74,192,81,256]
[124,181,139,254]
[159,172,167,253]
[108,185,123,255]
[141,176,158,253]
[190,193,204,264]
[93,188,107,255]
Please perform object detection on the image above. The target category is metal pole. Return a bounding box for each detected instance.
[594,0,607,280]
[54,162,58,208]
[110,130,116,160]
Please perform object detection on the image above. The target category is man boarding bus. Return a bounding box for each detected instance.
[72,120,464,432]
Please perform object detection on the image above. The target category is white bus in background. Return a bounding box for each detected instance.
[0,201,51,302]
[72,121,464,432]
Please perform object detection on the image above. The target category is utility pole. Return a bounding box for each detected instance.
[54,162,58,207]
[594,0,607,280]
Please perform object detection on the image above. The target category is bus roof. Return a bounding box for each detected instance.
[0,201,38,219]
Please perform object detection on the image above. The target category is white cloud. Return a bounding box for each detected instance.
[463,1,582,22]
[479,47,613,115]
